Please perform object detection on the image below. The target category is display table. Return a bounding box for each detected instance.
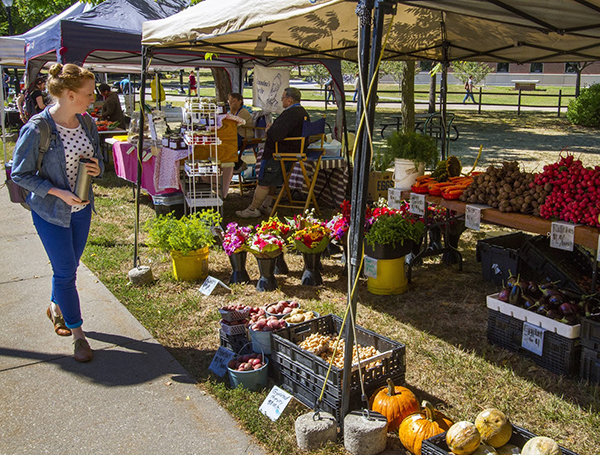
[400,191,600,251]
[112,141,180,196]
[288,156,348,207]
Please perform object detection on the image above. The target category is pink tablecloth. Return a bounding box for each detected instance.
[112,142,180,196]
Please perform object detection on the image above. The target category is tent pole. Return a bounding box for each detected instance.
[133,46,149,269]
[440,35,449,161]
[341,0,393,426]
[1,65,7,171]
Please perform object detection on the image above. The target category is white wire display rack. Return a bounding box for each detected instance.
[182,99,223,213]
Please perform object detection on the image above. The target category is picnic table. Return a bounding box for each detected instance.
[512,80,539,91]
[380,113,432,138]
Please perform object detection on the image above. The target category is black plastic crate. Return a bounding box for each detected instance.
[476,232,532,285]
[581,317,600,351]
[270,314,406,421]
[487,309,581,376]
[580,346,600,384]
[518,235,594,294]
[422,425,578,455]
[219,329,252,355]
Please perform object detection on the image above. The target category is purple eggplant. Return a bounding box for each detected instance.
[498,288,510,302]
[546,309,561,320]
[548,294,565,306]
[559,302,578,316]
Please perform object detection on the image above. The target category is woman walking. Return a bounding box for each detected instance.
[11,63,104,362]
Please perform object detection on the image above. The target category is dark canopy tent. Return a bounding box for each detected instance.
[141,0,600,423]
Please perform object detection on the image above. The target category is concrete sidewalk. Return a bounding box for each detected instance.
[0,186,266,455]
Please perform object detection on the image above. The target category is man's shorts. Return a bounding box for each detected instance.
[258,158,292,187]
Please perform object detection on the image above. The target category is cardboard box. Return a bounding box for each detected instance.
[367,171,394,201]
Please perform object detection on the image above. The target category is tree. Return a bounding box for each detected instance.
[450,61,493,85]
[307,64,331,87]
[401,61,415,133]
[572,62,594,97]
[1,0,86,35]
[380,61,405,92]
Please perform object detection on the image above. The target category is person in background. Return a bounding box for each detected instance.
[2,71,9,100]
[98,82,125,126]
[11,63,104,363]
[119,77,131,95]
[188,71,197,96]
[463,75,476,104]
[352,72,360,102]
[18,76,48,123]
[235,87,309,218]
[228,92,253,175]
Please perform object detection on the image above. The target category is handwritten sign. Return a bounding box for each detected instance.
[208,346,236,377]
[409,193,426,216]
[521,322,545,356]
[364,256,377,278]
[550,222,575,251]
[259,386,293,421]
[388,188,403,210]
[465,204,484,231]
[199,276,232,296]
[147,113,158,141]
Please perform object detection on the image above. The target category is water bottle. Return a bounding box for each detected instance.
[74,158,93,202]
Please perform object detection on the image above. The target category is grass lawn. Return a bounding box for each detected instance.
[2,109,599,455]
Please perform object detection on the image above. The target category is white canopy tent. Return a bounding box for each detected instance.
[141,0,600,423]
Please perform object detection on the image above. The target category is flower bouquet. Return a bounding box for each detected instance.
[247,216,289,259]
[222,222,253,256]
[222,222,253,284]
[326,201,350,244]
[292,224,331,254]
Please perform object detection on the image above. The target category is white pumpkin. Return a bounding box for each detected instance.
[521,436,561,455]
[496,443,521,455]
[475,409,512,448]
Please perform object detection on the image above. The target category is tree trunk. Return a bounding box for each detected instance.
[401,61,415,134]
[575,68,582,98]
[211,67,232,103]
[428,73,437,113]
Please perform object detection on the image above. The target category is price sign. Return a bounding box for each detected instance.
[409,193,426,216]
[521,322,545,356]
[364,256,377,279]
[208,346,236,377]
[550,222,575,251]
[388,188,403,210]
[465,204,483,231]
[259,386,293,421]
[199,276,231,296]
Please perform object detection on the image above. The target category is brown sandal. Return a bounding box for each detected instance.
[46,306,72,337]
[73,339,93,363]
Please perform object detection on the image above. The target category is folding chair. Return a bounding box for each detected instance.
[270,116,326,216]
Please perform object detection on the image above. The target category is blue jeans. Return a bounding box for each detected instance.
[463,91,476,103]
[32,205,92,329]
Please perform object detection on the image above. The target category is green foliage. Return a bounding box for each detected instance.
[307,64,331,87]
[451,61,493,85]
[386,131,438,168]
[371,147,391,172]
[566,83,600,127]
[144,211,222,256]
[365,214,425,248]
[341,61,358,82]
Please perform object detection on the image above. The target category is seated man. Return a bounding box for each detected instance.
[235,87,309,218]
[98,83,125,127]
[227,92,253,174]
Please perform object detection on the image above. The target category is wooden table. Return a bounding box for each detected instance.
[401,191,599,251]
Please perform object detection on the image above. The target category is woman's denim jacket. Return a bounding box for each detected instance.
[11,108,105,228]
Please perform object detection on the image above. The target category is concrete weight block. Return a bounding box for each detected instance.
[128,266,154,286]
[344,411,388,455]
[295,411,337,451]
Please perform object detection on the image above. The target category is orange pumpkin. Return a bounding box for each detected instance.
[399,401,454,455]
[369,378,419,432]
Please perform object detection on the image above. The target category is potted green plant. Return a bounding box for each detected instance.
[385,131,438,190]
[145,210,222,281]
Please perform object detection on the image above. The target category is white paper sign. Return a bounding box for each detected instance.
[364,256,377,278]
[199,276,232,296]
[388,188,403,210]
[550,222,575,251]
[465,204,483,231]
[521,322,545,356]
[208,346,236,377]
[259,386,293,421]
[253,66,290,115]
[409,193,426,216]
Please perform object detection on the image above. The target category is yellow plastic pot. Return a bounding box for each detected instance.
[366,255,408,295]
[170,247,209,281]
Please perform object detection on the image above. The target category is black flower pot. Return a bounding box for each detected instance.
[228,251,250,284]
[274,253,289,275]
[364,240,414,259]
[442,222,466,265]
[301,252,323,286]
[255,256,279,292]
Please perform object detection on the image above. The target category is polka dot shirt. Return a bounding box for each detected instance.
[56,123,94,213]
